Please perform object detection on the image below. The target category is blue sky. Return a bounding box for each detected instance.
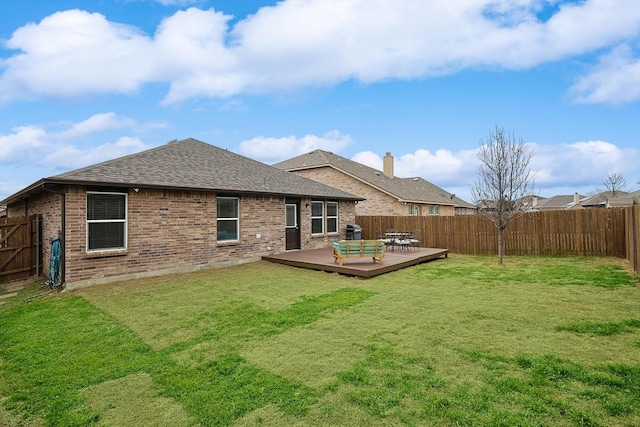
[1,0,639,204]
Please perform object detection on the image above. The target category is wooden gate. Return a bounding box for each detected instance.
[0,215,43,282]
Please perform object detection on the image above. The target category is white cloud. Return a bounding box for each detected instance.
[353,140,640,201]
[0,10,155,104]
[351,151,384,170]
[0,113,156,201]
[353,148,479,187]
[0,177,27,203]
[55,112,137,139]
[0,125,48,162]
[239,130,353,162]
[531,140,640,190]
[0,113,156,166]
[395,149,478,185]
[43,136,148,169]
[570,44,640,106]
[2,1,640,105]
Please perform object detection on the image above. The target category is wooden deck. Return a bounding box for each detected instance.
[262,246,449,278]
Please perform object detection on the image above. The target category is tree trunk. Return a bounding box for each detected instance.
[497,227,504,265]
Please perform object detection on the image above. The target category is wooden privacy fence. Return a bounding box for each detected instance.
[357,208,632,261]
[0,214,43,282]
[626,205,640,274]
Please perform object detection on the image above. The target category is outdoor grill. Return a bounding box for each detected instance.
[346,224,362,240]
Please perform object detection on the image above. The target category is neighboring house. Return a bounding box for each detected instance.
[578,192,618,209]
[609,190,640,207]
[273,150,476,217]
[534,191,639,211]
[1,138,362,289]
[536,193,585,211]
[477,195,544,213]
[579,190,638,208]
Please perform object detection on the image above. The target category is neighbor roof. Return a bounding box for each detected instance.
[1,139,362,205]
[582,190,638,208]
[536,194,584,210]
[273,149,475,208]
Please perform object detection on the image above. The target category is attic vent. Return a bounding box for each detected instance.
[413,178,419,181]
[374,172,381,176]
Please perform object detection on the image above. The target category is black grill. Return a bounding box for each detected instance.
[346,224,361,240]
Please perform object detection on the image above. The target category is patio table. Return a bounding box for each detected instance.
[384,231,413,251]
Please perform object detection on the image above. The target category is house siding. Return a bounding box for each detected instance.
[292,167,455,217]
[293,167,404,215]
[7,186,354,288]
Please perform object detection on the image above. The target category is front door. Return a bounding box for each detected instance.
[285,202,301,250]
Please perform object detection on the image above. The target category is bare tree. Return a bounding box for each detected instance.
[470,126,535,265]
[602,172,628,197]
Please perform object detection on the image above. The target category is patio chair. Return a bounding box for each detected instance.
[394,232,412,251]
[409,230,421,250]
[384,229,397,251]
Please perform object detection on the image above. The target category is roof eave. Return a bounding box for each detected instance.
[0,178,48,206]
[400,199,456,207]
[1,177,363,205]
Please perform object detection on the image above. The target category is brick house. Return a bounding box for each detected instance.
[273,150,476,216]
[1,138,362,289]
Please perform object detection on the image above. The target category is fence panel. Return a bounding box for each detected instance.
[357,208,627,259]
[626,205,639,274]
[0,214,42,282]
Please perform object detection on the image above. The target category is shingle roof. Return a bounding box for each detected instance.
[536,194,584,210]
[611,189,640,207]
[583,190,638,208]
[1,139,362,205]
[273,149,475,208]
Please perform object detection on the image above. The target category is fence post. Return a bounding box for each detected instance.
[631,205,639,274]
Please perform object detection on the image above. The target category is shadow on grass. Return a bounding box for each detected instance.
[0,287,375,426]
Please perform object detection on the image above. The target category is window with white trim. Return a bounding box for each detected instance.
[311,201,324,234]
[87,192,127,251]
[326,201,338,233]
[428,205,440,216]
[217,197,239,241]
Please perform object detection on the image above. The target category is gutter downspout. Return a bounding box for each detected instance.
[43,183,66,287]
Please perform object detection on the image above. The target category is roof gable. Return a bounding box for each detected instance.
[274,149,474,207]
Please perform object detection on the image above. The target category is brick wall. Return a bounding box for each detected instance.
[9,186,355,288]
[64,188,293,287]
[298,198,356,249]
[294,167,403,215]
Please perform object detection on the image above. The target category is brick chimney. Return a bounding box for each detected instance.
[383,152,394,178]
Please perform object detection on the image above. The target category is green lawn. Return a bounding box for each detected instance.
[1,254,639,426]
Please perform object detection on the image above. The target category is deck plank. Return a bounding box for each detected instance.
[262,246,448,278]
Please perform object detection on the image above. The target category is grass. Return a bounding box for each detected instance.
[0,254,639,426]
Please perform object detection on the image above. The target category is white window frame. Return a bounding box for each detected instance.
[326,201,338,234]
[428,205,440,216]
[311,201,324,235]
[86,191,127,252]
[217,196,240,241]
